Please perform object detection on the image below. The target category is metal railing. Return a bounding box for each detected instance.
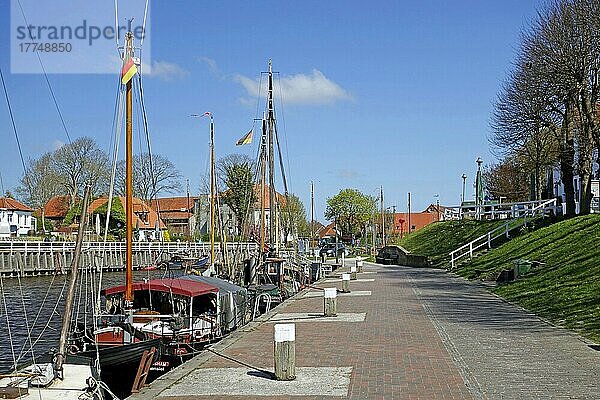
[443,198,559,221]
[449,198,557,269]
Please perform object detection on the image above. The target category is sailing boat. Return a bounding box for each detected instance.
[246,60,303,308]
[62,31,163,399]
[0,186,102,400]
[95,60,247,376]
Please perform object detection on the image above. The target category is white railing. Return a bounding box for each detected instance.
[449,198,557,269]
[443,199,559,221]
[0,240,258,254]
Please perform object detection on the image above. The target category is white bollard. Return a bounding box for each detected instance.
[274,323,296,381]
[323,288,337,316]
[350,265,357,280]
[356,258,364,273]
[341,273,351,293]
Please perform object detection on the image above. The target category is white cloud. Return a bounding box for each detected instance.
[145,60,189,81]
[198,56,220,75]
[234,69,353,105]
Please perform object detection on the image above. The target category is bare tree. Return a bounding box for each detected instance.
[116,153,182,200]
[52,137,109,204]
[16,153,61,232]
[491,0,600,215]
[483,155,530,202]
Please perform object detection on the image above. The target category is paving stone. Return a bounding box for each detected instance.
[133,261,600,399]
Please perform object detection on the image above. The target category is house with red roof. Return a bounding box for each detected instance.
[0,197,36,237]
[43,195,73,227]
[148,196,197,236]
[88,196,166,241]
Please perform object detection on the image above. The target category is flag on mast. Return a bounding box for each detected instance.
[235,129,253,146]
[121,55,138,85]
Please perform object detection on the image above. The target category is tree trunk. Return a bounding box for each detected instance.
[560,105,576,217]
[578,134,594,215]
[42,207,46,233]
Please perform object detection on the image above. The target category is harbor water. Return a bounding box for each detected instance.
[0,270,169,372]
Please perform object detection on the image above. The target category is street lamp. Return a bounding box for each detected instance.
[433,194,440,221]
[461,174,467,219]
[475,157,483,220]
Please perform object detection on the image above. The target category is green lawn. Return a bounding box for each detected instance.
[397,219,508,267]
[397,215,600,343]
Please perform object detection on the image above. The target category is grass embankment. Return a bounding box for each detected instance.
[399,215,600,343]
[397,219,507,267]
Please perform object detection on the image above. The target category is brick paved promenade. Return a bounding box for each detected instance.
[130,262,600,399]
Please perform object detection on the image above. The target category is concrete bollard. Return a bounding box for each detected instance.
[274,323,296,381]
[356,258,364,273]
[323,288,337,317]
[350,265,357,280]
[340,273,351,293]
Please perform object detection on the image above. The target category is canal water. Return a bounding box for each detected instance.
[0,270,170,372]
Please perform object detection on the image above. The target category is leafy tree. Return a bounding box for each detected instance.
[325,189,376,237]
[218,154,257,235]
[92,197,127,238]
[280,194,308,243]
[116,153,182,200]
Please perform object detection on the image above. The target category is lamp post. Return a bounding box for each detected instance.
[434,194,440,221]
[461,174,467,219]
[475,157,483,220]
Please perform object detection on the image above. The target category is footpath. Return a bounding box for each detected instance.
[129,261,600,399]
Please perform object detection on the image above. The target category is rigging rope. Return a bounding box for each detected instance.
[0,67,31,199]
[15,0,73,146]
[15,273,38,368]
[0,276,17,372]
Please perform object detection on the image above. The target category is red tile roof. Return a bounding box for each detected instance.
[44,195,72,218]
[318,222,336,238]
[148,197,196,213]
[253,184,285,210]
[0,197,32,212]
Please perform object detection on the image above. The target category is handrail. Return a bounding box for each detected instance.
[449,198,556,269]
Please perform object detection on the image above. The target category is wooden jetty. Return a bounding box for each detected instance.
[0,241,259,277]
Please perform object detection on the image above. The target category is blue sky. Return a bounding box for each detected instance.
[0,1,539,221]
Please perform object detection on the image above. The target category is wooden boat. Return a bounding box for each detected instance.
[99,275,247,375]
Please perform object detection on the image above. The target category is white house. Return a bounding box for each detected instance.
[0,197,36,238]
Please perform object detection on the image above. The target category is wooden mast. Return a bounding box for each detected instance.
[267,60,276,254]
[209,113,216,274]
[55,184,91,377]
[311,180,315,257]
[260,113,267,254]
[125,31,134,308]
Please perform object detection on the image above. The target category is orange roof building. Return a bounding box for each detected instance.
[148,196,197,236]
[43,195,72,222]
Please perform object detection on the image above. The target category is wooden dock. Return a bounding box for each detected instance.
[0,241,258,277]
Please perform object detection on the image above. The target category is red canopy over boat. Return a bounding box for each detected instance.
[102,278,219,298]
